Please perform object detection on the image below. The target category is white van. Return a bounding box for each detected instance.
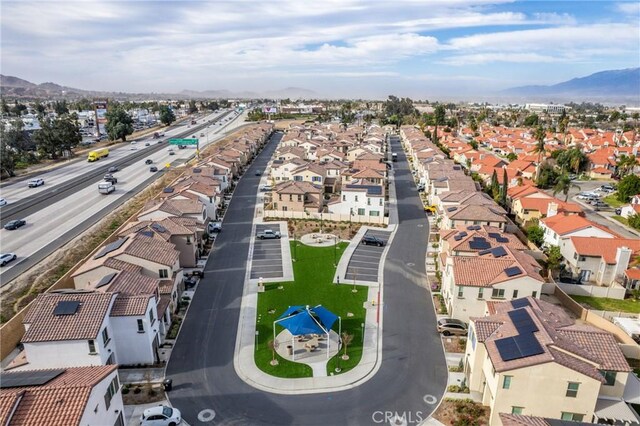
[98,182,115,194]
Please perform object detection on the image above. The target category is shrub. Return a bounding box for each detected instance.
[133,387,141,394]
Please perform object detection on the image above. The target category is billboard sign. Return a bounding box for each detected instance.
[263,106,277,114]
[94,100,108,124]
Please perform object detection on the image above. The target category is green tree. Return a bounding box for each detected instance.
[11,100,27,116]
[536,163,560,189]
[524,114,539,126]
[545,246,563,278]
[616,154,638,179]
[53,100,69,115]
[247,109,267,121]
[627,214,640,231]
[533,125,546,182]
[340,102,355,125]
[526,225,545,247]
[159,105,176,126]
[105,104,134,141]
[1,98,9,116]
[501,168,508,206]
[74,98,92,111]
[469,139,478,150]
[188,100,198,114]
[616,174,640,203]
[507,152,518,162]
[552,173,580,202]
[0,126,17,177]
[490,170,500,199]
[33,100,46,116]
[433,104,446,144]
[34,116,81,159]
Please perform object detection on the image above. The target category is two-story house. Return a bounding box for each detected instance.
[540,214,620,248]
[272,181,323,213]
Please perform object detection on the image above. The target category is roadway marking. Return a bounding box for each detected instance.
[197,409,216,422]
[423,394,437,404]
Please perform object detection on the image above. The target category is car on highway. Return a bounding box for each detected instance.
[0,253,17,267]
[28,178,45,188]
[150,166,158,172]
[361,235,385,247]
[437,318,468,336]
[107,166,119,173]
[257,229,281,239]
[140,405,181,426]
[103,174,118,184]
[200,132,205,137]
[0,198,7,206]
[4,219,26,230]
[145,142,151,146]
[145,159,153,165]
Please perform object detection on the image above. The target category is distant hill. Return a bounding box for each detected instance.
[0,74,318,101]
[504,68,640,101]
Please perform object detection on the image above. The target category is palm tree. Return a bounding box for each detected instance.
[553,173,581,202]
[616,155,639,179]
[533,125,546,182]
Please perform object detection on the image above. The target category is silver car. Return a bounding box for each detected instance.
[0,253,17,266]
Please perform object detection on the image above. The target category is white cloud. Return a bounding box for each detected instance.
[616,2,640,15]
[441,52,559,66]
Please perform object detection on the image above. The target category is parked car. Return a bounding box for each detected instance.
[437,318,468,336]
[592,201,610,210]
[28,178,44,188]
[4,219,26,230]
[0,253,17,266]
[255,171,262,176]
[107,166,118,173]
[145,159,153,165]
[0,198,7,206]
[361,235,385,247]
[103,174,118,184]
[150,166,158,172]
[208,221,222,233]
[140,405,181,426]
[257,229,281,239]
[259,184,272,191]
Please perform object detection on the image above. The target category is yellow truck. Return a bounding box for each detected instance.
[87,148,109,162]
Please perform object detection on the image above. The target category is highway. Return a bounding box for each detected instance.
[0,109,248,285]
[165,134,447,425]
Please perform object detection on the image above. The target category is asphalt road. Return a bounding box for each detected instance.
[165,134,447,425]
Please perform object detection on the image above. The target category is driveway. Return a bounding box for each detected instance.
[165,132,447,425]
[251,224,285,280]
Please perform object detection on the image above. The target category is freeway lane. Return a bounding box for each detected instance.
[165,133,447,425]
[0,110,233,223]
[0,111,247,285]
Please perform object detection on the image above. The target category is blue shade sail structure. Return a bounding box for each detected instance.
[275,305,338,336]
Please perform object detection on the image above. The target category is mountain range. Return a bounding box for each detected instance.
[0,75,317,100]
[504,68,640,102]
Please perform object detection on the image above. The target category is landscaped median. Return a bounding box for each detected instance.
[254,241,368,378]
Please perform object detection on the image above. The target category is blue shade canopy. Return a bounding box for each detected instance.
[275,305,338,336]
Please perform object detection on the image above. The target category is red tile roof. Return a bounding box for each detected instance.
[569,237,640,264]
[541,214,620,237]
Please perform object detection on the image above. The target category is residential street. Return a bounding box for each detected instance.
[165,133,447,425]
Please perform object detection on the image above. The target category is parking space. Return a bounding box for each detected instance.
[250,224,284,279]
[343,229,390,283]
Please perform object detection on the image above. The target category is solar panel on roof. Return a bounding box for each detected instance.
[53,300,80,316]
[0,369,66,389]
[95,272,117,289]
[508,309,538,334]
[488,232,501,239]
[139,230,154,238]
[495,337,522,361]
[94,237,129,259]
[491,246,508,257]
[511,298,531,309]
[192,168,202,173]
[458,231,468,237]
[466,225,481,231]
[478,248,492,256]
[496,237,509,243]
[504,266,522,277]
[454,235,463,241]
[469,238,491,250]
[447,207,458,212]
[151,223,167,233]
[514,333,544,357]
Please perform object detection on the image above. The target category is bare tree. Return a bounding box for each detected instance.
[341,332,354,360]
[268,339,279,366]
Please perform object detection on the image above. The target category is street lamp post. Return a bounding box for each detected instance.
[255,330,259,349]
[361,322,365,343]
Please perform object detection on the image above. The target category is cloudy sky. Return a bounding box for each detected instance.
[1,0,639,99]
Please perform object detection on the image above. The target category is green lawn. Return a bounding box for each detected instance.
[612,215,629,226]
[255,241,368,378]
[571,295,640,314]
[603,194,625,208]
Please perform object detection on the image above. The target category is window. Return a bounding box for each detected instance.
[379,199,383,206]
[137,319,144,333]
[491,288,505,299]
[503,376,512,389]
[367,198,371,206]
[358,208,365,216]
[457,286,464,298]
[342,195,346,201]
[88,339,96,354]
[512,290,519,299]
[149,309,155,324]
[101,328,110,346]
[600,370,617,386]
[561,413,584,422]
[511,407,523,415]
[297,194,302,202]
[566,382,579,397]
[355,196,359,202]
[312,176,321,182]
[478,288,484,299]
[532,291,537,298]
[370,211,380,217]
[103,376,120,410]
[159,269,169,279]
[579,256,586,262]
[186,236,191,244]
[294,176,302,181]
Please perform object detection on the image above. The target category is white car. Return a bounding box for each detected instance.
[0,253,17,267]
[28,178,45,188]
[0,198,7,206]
[259,184,272,191]
[140,405,181,426]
